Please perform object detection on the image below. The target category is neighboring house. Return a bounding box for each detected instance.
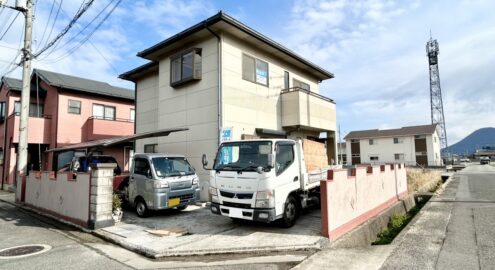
[337,142,347,165]
[120,11,337,200]
[0,69,135,190]
[344,124,442,167]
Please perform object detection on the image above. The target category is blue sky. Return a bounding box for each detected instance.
[1,0,494,144]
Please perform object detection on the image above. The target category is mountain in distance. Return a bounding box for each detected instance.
[444,127,495,155]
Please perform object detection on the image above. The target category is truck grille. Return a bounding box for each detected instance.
[222,201,252,209]
[170,193,194,203]
[220,190,253,199]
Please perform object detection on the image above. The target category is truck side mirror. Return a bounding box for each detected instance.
[202,154,210,170]
[146,169,152,179]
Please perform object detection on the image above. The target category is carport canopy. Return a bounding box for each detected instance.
[45,127,189,153]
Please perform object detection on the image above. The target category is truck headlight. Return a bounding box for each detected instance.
[192,177,199,185]
[211,195,219,203]
[255,190,275,208]
[153,181,169,189]
[209,186,218,196]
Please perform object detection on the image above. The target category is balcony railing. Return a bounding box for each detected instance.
[281,87,336,131]
[9,114,52,144]
[83,116,134,141]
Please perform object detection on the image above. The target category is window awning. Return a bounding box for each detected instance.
[46,128,188,153]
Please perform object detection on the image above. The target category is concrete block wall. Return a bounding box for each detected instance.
[88,163,116,229]
[321,163,407,240]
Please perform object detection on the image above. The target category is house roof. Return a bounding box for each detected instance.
[119,61,158,81]
[1,77,23,91]
[33,69,134,100]
[121,11,334,81]
[344,124,438,140]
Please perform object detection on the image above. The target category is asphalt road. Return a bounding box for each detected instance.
[0,198,132,270]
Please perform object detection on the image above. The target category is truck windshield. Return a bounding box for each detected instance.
[152,157,195,177]
[213,141,272,171]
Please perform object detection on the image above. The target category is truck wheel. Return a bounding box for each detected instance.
[176,205,188,211]
[135,199,148,218]
[280,195,298,228]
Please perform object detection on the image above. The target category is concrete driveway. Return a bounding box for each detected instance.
[95,205,327,258]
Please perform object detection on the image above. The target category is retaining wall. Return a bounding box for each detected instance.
[321,163,407,240]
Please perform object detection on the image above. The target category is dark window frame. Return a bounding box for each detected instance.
[92,103,116,120]
[393,137,399,144]
[284,71,289,89]
[170,48,202,87]
[242,53,269,87]
[369,139,374,145]
[68,99,81,114]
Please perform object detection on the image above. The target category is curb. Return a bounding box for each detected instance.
[93,229,324,259]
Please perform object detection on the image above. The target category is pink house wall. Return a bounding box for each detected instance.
[320,163,408,240]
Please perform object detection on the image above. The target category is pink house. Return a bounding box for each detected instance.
[0,69,135,190]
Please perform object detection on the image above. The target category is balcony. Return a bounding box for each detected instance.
[83,117,134,141]
[10,114,52,144]
[281,87,336,131]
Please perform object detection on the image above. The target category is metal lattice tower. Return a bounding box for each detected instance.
[426,36,448,152]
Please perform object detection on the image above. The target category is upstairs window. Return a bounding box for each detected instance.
[293,78,310,91]
[170,48,202,87]
[144,144,157,153]
[242,54,268,86]
[93,104,115,120]
[14,101,44,117]
[68,99,81,114]
[369,139,375,145]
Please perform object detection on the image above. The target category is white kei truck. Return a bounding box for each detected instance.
[202,139,327,227]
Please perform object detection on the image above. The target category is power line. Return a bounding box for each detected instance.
[37,0,57,47]
[33,0,95,58]
[43,0,122,63]
[41,0,63,48]
[0,12,20,41]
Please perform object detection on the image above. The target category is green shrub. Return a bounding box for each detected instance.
[112,194,122,210]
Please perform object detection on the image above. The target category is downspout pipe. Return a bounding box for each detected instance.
[205,23,222,146]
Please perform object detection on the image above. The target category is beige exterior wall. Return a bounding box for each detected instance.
[345,132,442,166]
[221,33,324,140]
[135,73,159,151]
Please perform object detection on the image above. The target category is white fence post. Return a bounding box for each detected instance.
[88,163,116,229]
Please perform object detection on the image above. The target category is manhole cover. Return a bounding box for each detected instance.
[0,244,51,259]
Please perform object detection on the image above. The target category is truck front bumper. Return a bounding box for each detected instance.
[210,202,276,223]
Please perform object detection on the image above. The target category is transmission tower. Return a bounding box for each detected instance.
[426,36,448,153]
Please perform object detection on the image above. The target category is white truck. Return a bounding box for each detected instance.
[202,139,327,227]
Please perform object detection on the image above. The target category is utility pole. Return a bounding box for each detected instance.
[1,0,34,199]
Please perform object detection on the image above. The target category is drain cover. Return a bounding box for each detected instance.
[0,244,51,259]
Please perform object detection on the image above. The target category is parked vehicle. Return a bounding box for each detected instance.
[202,139,326,227]
[62,155,122,175]
[124,153,200,217]
[480,156,490,165]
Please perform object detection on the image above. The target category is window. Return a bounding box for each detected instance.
[369,139,375,145]
[144,144,157,153]
[68,99,81,114]
[0,102,5,122]
[351,139,359,143]
[242,54,268,86]
[133,158,151,177]
[395,153,404,160]
[275,143,294,175]
[29,103,44,117]
[92,104,115,120]
[130,108,135,122]
[293,78,310,91]
[14,101,20,115]
[170,48,202,87]
[284,71,289,89]
[370,156,379,161]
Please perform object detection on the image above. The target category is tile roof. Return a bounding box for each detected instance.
[34,69,134,100]
[344,124,438,140]
[1,77,23,91]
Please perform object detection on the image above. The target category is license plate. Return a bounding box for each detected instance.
[168,198,180,207]
[228,208,244,218]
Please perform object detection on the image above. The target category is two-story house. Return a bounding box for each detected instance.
[344,124,442,167]
[120,12,337,200]
[0,69,135,190]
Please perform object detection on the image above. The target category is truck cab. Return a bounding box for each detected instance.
[127,153,201,217]
[205,139,322,227]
